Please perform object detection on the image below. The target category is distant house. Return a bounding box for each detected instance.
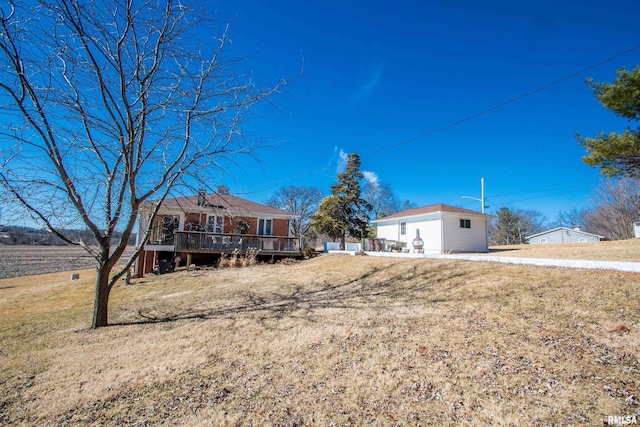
[135,186,301,276]
[372,204,492,253]
[525,227,604,244]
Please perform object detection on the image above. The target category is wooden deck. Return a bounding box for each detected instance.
[171,231,302,256]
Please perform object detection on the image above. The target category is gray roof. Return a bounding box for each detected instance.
[525,227,604,239]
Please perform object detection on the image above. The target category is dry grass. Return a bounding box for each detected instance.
[487,238,640,261]
[1,254,639,426]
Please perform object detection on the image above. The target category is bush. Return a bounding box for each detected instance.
[303,247,316,259]
[219,249,259,268]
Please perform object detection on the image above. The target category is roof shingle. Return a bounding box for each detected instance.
[150,192,295,217]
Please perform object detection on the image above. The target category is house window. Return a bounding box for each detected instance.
[160,216,179,243]
[540,238,547,244]
[579,238,587,243]
[400,222,406,235]
[258,218,273,236]
[206,215,223,233]
[460,219,471,229]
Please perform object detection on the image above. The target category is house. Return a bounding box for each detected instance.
[525,227,604,244]
[372,204,492,253]
[135,186,301,276]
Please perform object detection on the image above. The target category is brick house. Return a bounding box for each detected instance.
[135,186,301,275]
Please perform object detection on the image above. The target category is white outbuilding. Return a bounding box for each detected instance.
[372,204,492,253]
[525,227,604,244]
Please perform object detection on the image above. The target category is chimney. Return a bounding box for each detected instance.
[218,185,229,195]
[197,189,206,207]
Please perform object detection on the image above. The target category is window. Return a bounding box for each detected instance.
[258,218,273,236]
[206,215,223,233]
[400,222,406,236]
[160,216,179,243]
[540,238,547,244]
[460,219,471,229]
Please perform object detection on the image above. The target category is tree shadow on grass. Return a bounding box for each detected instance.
[110,263,470,327]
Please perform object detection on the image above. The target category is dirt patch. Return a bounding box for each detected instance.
[0,245,135,279]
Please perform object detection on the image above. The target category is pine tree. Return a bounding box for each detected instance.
[490,207,523,245]
[578,66,640,178]
[311,152,372,248]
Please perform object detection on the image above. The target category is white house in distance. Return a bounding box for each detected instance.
[373,204,492,253]
[525,227,604,244]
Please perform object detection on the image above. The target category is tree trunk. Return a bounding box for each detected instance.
[91,266,112,328]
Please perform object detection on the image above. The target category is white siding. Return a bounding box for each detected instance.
[375,210,489,253]
[441,213,488,253]
[409,218,442,252]
[376,222,402,242]
[376,217,442,252]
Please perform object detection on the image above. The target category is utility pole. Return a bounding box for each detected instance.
[480,177,485,214]
[462,177,486,214]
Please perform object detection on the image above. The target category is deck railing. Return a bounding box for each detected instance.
[173,231,302,254]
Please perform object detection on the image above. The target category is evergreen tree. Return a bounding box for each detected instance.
[311,195,345,243]
[311,152,372,248]
[578,66,640,178]
[489,207,524,245]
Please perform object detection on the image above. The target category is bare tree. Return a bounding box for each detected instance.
[0,0,287,328]
[401,199,418,211]
[584,178,640,240]
[362,181,401,220]
[554,207,589,230]
[517,209,547,239]
[266,185,323,246]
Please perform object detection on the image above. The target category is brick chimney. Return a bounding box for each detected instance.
[197,189,206,207]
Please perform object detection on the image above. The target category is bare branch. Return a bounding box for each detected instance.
[0,0,289,327]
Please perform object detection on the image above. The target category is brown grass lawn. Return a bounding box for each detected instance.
[1,254,639,426]
[486,239,640,261]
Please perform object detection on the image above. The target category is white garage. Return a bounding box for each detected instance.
[373,204,491,253]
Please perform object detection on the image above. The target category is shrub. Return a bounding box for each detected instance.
[303,247,316,259]
[219,249,259,268]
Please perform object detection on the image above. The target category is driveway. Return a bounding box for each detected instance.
[355,251,640,273]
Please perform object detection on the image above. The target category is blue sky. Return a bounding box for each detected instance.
[212,0,639,221]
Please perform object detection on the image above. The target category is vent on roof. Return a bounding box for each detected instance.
[218,185,230,195]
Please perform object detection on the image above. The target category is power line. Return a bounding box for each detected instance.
[488,178,597,201]
[236,44,640,196]
[361,43,640,158]
[485,187,594,211]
